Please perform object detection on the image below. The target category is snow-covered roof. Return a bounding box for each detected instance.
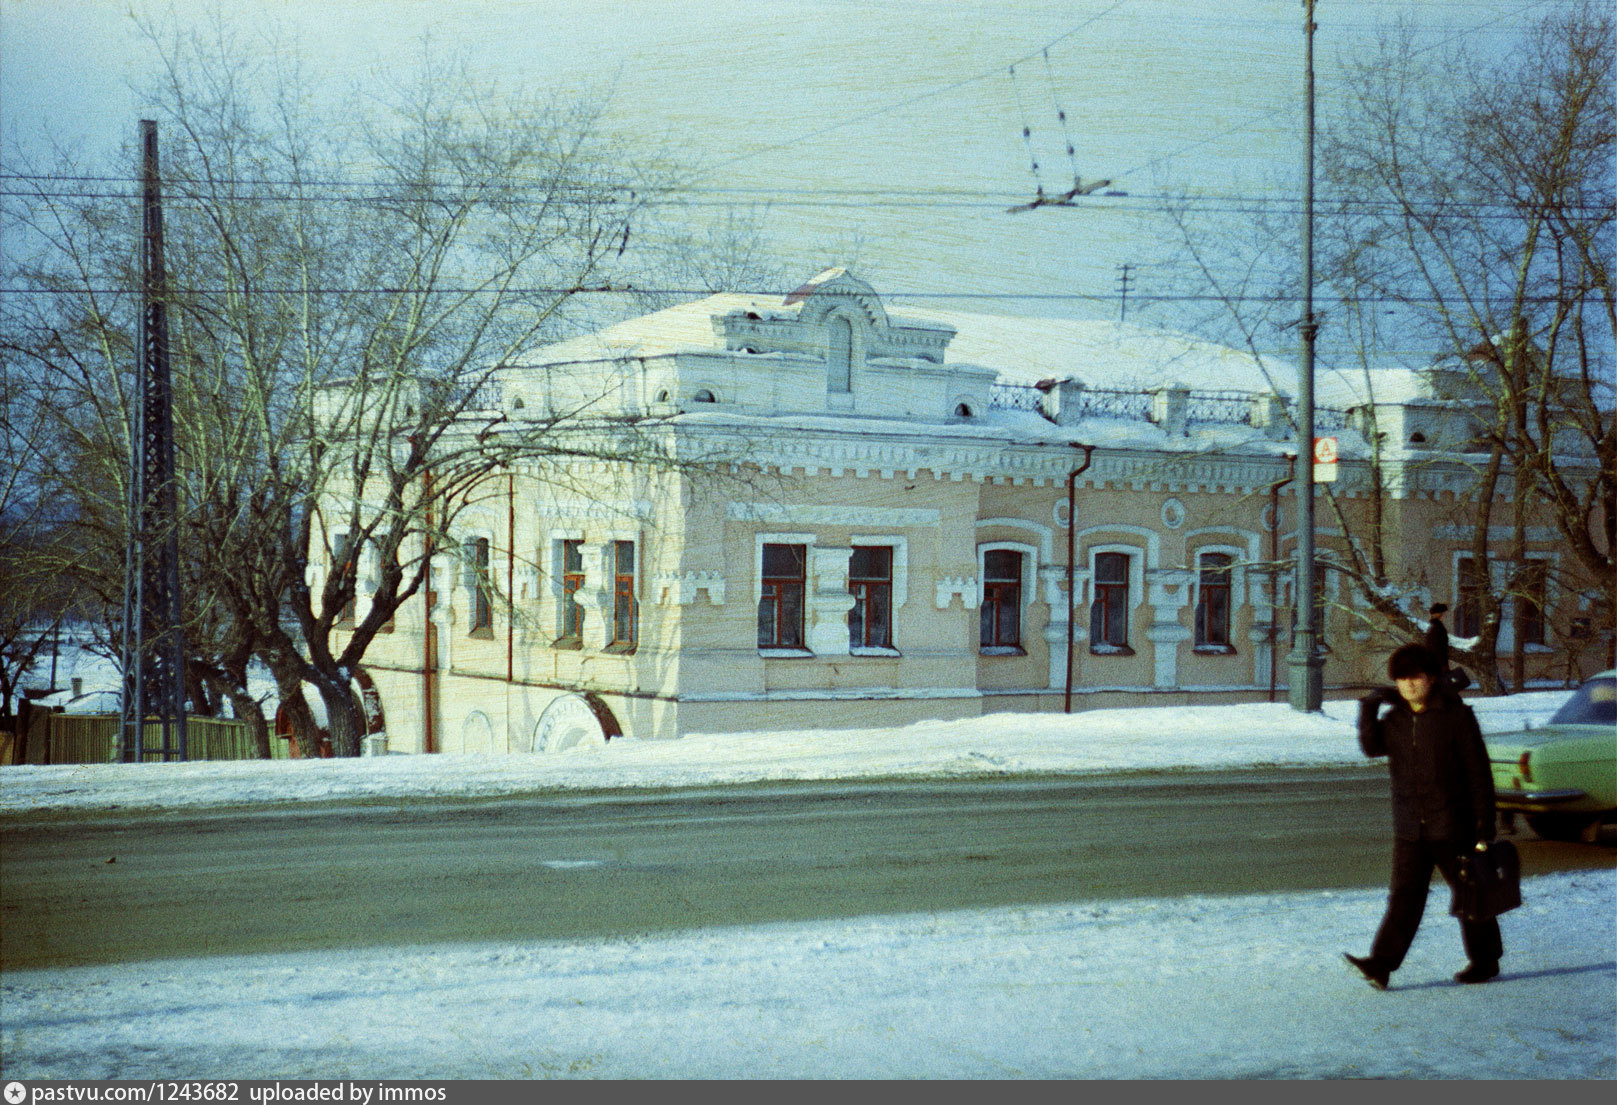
[514,294,799,367]
[889,307,1298,396]
[514,290,1300,398]
[1317,366,1434,408]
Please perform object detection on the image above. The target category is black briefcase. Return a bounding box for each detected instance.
[1451,840,1522,922]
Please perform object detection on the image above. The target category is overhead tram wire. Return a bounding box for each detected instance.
[0,282,1576,308]
[1009,63,1047,203]
[6,173,1596,221]
[692,0,1128,179]
[1042,46,1084,194]
[0,0,1566,215]
[1111,0,1565,185]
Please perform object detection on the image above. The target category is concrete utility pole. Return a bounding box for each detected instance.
[1288,0,1326,711]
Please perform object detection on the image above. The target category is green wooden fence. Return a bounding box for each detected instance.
[44,714,286,764]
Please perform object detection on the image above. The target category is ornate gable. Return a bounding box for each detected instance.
[713,268,954,365]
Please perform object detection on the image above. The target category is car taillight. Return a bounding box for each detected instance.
[1518,751,1532,784]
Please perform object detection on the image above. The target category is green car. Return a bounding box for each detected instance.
[1487,670,1617,843]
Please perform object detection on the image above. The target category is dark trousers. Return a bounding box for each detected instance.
[1370,837,1503,971]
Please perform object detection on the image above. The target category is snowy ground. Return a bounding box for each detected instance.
[4,873,1612,1079]
[4,688,1614,1079]
[0,691,1575,816]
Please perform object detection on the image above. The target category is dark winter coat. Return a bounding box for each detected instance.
[1358,687,1496,843]
[1425,618,1451,672]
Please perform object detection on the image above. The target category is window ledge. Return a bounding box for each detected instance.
[850,646,901,658]
[1194,644,1237,655]
[604,642,638,656]
[551,637,583,651]
[1089,644,1135,657]
[760,648,815,659]
[469,627,495,640]
[979,646,1027,657]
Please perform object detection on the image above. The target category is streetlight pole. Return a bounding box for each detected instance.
[1288,0,1325,711]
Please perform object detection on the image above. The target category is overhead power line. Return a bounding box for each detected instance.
[3,177,1605,222]
[0,283,1584,308]
[696,1,1130,177]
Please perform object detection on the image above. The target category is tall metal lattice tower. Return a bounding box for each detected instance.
[119,119,188,762]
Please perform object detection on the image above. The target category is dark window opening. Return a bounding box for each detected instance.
[1517,560,1547,647]
[468,536,493,636]
[980,549,1023,650]
[1195,552,1234,650]
[611,540,637,649]
[759,543,806,649]
[1090,551,1131,652]
[1456,556,1486,639]
[849,545,893,649]
[560,539,585,644]
[332,531,357,625]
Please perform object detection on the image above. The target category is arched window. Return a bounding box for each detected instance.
[955,402,974,418]
[980,549,1023,649]
[828,318,853,394]
[1090,551,1132,653]
[1194,552,1234,650]
[692,389,716,403]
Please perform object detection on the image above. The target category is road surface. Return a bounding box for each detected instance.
[3,768,1610,968]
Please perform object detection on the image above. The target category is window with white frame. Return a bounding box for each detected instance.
[1516,559,1548,648]
[1455,556,1486,639]
[465,536,493,636]
[1090,551,1132,653]
[758,542,807,649]
[848,545,893,649]
[980,549,1024,650]
[610,540,637,650]
[331,530,356,625]
[557,538,585,645]
[1194,552,1235,651]
[370,535,397,633]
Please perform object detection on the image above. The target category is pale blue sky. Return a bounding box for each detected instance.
[0,0,1553,328]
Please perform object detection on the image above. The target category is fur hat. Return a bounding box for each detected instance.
[1429,603,1448,616]
[1388,643,1442,680]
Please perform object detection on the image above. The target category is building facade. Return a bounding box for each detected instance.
[321,271,1609,753]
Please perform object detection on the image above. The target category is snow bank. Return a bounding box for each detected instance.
[2,692,1574,816]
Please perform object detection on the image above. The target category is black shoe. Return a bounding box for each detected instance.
[1344,953,1390,990]
[1454,961,1499,984]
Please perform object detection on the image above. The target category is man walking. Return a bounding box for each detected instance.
[1426,602,1472,691]
[1345,643,1502,990]
[1425,603,1450,671]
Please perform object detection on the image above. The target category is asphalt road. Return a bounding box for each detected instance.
[3,768,1612,969]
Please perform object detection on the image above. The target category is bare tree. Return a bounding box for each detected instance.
[0,346,74,716]
[3,14,755,755]
[1163,5,1614,689]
